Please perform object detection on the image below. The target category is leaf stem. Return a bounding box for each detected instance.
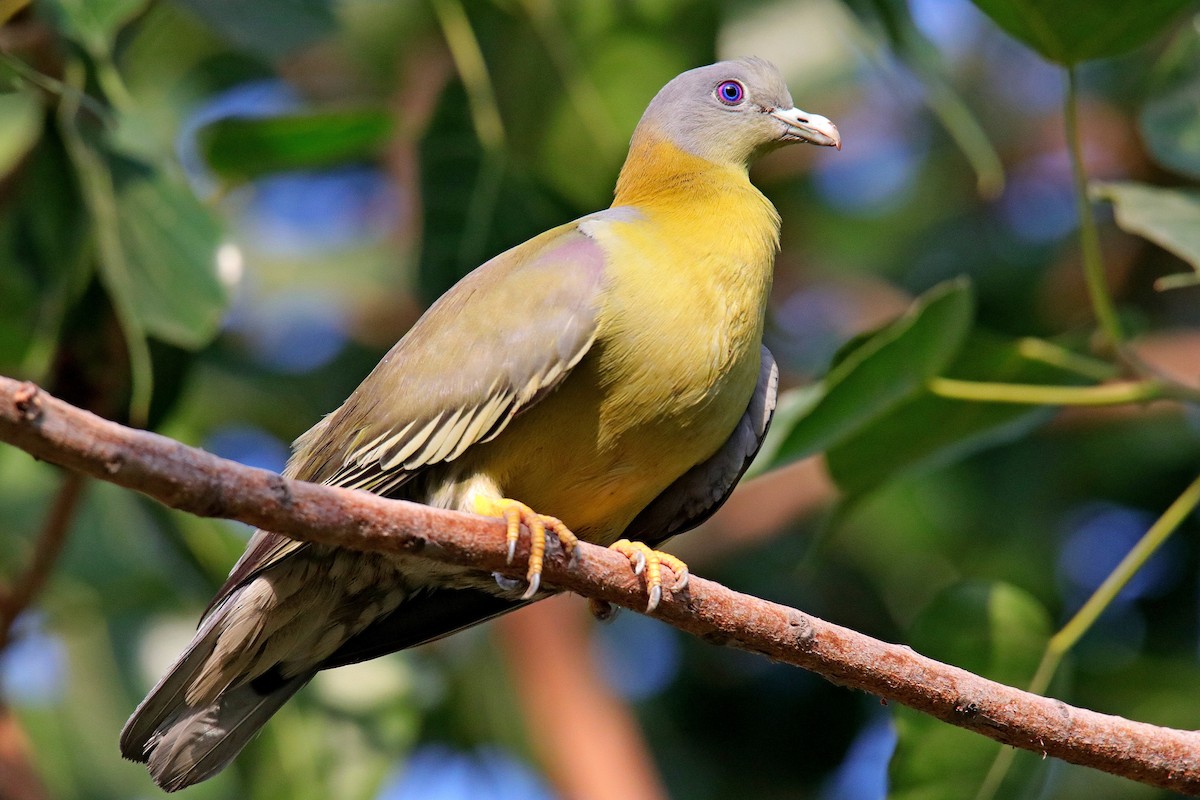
[1155,271,1200,291]
[976,472,1200,800]
[431,0,507,153]
[1,53,112,123]
[19,244,92,382]
[1065,67,1124,348]
[928,377,1167,406]
[1033,472,1200,692]
[93,53,135,112]
[518,0,621,160]
[1015,338,1117,381]
[922,71,1005,199]
[843,2,1005,198]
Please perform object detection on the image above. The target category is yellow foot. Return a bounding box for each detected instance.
[474,497,579,600]
[609,539,689,613]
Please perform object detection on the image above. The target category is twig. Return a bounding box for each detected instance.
[927,377,1176,406]
[431,0,506,153]
[0,375,1198,795]
[1065,67,1124,349]
[0,470,85,652]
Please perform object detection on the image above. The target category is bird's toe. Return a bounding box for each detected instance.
[474,497,578,599]
[609,539,689,613]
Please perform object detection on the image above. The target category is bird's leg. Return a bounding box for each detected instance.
[608,539,689,613]
[473,497,579,600]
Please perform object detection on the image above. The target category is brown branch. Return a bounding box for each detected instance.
[0,469,85,652]
[0,375,1198,795]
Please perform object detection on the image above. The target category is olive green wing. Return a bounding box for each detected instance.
[624,345,779,546]
[295,225,605,490]
[207,222,611,608]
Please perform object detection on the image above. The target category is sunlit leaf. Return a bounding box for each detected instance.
[104,156,227,348]
[1093,181,1200,287]
[761,278,974,468]
[969,0,1190,65]
[198,110,393,183]
[0,90,42,178]
[890,581,1054,800]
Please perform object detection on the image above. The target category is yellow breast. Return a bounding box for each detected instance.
[447,136,780,540]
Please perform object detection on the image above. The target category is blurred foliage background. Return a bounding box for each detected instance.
[1,0,1199,798]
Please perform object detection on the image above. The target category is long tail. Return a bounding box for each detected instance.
[120,542,533,790]
[121,672,310,792]
[119,589,314,792]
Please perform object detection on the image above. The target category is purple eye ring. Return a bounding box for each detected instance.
[716,80,744,105]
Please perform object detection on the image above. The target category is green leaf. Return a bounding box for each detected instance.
[0,135,90,377]
[1093,180,1200,287]
[889,581,1054,800]
[417,80,577,302]
[1140,83,1200,180]
[0,91,43,178]
[1139,21,1200,178]
[825,331,1086,495]
[44,0,151,56]
[172,0,337,60]
[744,385,822,480]
[969,0,1190,65]
[1141,80,1200,180]
[761,278,974,468]
[198,110,393,183]
[913,581,1053,703]
[106,155,227,348]
[0,225,40,373]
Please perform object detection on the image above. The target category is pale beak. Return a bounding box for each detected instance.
[770,107,841,150]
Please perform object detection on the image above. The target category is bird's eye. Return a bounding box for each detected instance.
[716,80,744,105]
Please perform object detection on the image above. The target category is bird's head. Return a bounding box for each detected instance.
[634,57,840,168]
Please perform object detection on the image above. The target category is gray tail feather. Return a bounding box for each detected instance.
[120,603,226,763]
[136,675,309,791]
[119,603,310,792]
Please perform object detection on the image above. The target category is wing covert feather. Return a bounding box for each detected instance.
[299,223,608,489]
